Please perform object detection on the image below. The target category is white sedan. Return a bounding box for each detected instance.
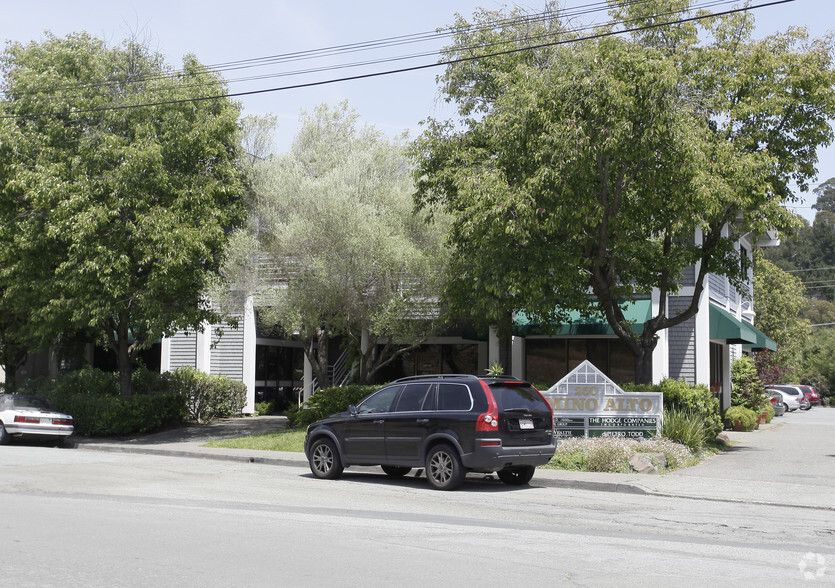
[0,394,74,446]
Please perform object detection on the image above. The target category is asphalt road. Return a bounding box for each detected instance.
[1,407,833,586]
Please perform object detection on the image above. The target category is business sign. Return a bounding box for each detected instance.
[542,360,662,439]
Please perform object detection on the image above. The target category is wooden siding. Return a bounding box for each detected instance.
[211,321,244,382]
[667,296,696,384]
[169,332,197,370]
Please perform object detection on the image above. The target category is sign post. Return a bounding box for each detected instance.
[543,360,662,439]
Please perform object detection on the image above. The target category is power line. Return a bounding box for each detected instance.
[787,266,835,273]
[0,0,795,121]
[0,0,625,101]
[0,0,779,109]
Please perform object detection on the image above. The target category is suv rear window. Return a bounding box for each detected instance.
[492,384,550,411]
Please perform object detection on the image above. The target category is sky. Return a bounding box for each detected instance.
[3,0,833,222]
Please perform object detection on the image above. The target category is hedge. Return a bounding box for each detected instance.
[28,367,186,436]
[286,384,379,428]
[25,366,246,436]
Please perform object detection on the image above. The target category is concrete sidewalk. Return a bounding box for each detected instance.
[73,410,835,511]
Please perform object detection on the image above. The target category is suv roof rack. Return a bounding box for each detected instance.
[393,374,480,383]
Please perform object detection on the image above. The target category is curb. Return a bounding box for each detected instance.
[75,441,652,496]
[75,442,308,468]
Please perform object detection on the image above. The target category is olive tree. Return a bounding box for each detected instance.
[226,102,447,386]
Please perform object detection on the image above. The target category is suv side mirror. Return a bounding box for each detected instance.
[348,404,358,416]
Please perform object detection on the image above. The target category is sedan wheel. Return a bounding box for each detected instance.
[0,423,9,445]
[425,444,465,490]
[308,438,344,480]
[497,465,536,486]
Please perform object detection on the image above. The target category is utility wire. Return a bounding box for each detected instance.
[787,266,835,273]
[0,0,750,104]
[0,0,663,98]
[0,0,794,120]
[0,0,619,100]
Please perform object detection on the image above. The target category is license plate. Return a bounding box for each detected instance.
[40,418,51,424]
[519,419,534,430]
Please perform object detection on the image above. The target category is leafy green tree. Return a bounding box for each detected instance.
[227,102,448,386]
[412,2,834,383]
[803,298,835,326]
[813,177,835,214]
[766,214,835,304]
[0,33,245,395]
[802,328,835,399]
[753,251,810,372]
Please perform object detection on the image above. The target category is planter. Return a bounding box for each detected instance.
[732,421,746,432]
[758,411,768,425]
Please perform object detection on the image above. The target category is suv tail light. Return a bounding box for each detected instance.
[476,381,499,431]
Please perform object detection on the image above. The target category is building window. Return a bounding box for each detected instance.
[525,339,637,386]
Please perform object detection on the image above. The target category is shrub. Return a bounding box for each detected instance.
[662,407,707,451]
[585,439,633,473]
[29,366,120,397]
[724,405,758,431]
[764,402,775,423]
[162,367,247,423]
[21,367,185,437]
[287,384,379,428]
[254,400,278,416]
[654,379,722,440]
[546,436,697,473]
[620,379,723,441]
[731,356,766,411]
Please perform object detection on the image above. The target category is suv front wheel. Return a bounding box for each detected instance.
[309,437,344,480]
[426,443,465,490]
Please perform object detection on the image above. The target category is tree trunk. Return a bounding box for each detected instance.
[117,323,133,397]
[311,326,330,389]
[633,333,658,385]
[107,317,134,397]
[0,342,27,393]
[3,363,17,392]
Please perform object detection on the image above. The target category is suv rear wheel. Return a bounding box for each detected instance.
[309,438,344,479]
[497,465,536,486]
[426,443,465,490]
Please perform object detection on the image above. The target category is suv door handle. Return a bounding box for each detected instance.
[416,418,429,424]
[373,419,385,425]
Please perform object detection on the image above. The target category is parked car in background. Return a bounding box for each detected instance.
[769,385,810,411]
[768,388,801,412]
[768,390,786,417]
[304,374,556,490]
[797,385,821,407]
[0,394,74,446]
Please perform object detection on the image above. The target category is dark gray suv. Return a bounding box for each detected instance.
[304,374,556,490]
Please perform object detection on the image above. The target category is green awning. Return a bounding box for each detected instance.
[742,323,777,351]
[709,304,757,344]
[514,300,652,336]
